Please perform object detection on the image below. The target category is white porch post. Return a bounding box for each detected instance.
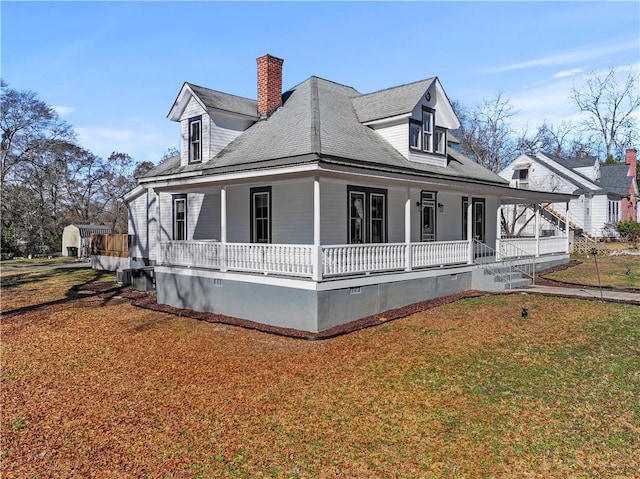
[220,186,227,272]
[152,188,161,265]
[405,188,412,271]
[312,177,322,281]
[565,200,571,254]
[535,204,540,257]
[496,204,502,261]
[467,198,474,264]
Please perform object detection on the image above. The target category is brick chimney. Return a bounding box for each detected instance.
[625,148,637,178]
[257,54,284,118]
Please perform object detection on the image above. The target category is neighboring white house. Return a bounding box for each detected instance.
[499,149,639,239]
[62,224,112,257]
[125,54,574,334]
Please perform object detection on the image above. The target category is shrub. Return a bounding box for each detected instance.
[615,220,640,247]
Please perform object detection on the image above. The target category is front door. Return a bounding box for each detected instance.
[462,197,486,242]
[421,191,436,242]
[473,198,485,242]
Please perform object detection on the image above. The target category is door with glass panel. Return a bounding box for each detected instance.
[421,191,436,242]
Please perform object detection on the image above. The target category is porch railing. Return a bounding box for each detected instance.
[160,240,221,269]
[499,236,567,258]
[411,241,468,268]
[322,243,406,276]
[159,236,566,280]
[225,243,313,277]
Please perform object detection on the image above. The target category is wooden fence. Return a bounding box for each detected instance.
[90,234,130,258]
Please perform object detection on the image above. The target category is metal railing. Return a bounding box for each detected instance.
[474,239,536,289]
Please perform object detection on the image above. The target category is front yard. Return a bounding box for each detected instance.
[1,266,639,478]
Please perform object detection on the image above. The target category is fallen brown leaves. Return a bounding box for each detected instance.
[2,271,639,478]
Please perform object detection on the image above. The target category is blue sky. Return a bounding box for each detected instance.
[2,1,639,164]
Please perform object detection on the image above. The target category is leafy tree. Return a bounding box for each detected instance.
[571,67,640,162]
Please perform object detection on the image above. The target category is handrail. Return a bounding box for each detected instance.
[474,239,535,289]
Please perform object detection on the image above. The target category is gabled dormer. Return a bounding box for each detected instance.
[352,77,460,167]
[167,82,259,167]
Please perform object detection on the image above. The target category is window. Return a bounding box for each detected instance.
[251,187,271,243]
[348,186,387,244]
[462,197,485,241]
[422,109,433,152]
[408,107,445,155]
[173,194,187,240]
[189,116,202,163]
[518,169,529,181]
[435,127,446,154]
[409,120,422,150]
[608,200,620,223]
[421,191,436,242]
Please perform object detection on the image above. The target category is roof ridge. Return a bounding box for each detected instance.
[309,77,322,155]
[285,75,360,95]
[355,77,436,98]
[186,82,257,103]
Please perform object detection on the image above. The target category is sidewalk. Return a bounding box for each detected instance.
[512,285,640,305]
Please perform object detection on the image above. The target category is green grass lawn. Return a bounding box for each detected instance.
[2,268,639,478]
[543,253,640,290]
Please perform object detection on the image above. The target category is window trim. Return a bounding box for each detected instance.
[188,116,202,164]
[408,107,446,157]
[409,119,422,151]
[172,194,187,241]
[250,186,272,243]
[434,127,447,155]
[421,190,437,242]
[422,107,434,153]
[347,185,388,244]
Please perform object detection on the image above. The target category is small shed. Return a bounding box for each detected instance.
[62,224,113,257]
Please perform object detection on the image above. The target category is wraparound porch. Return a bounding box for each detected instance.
[158,235,569,280]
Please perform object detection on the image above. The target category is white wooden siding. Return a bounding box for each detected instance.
[436,191,462,241]
[387,187,406,243]
[226,185,250,242]
[370,119,408,158]
[210,114,254,158]
[272,181,314,244]
[320,181,346,245]
[590,194,609,237]
[190,193,221,240]
[180,97,209,166]
[127,192,149,259]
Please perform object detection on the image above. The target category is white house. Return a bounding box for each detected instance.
[499,149,639,239]
[125,55,574,334]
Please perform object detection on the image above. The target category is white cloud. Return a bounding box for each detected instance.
[53,105,75,116]
[483,38,638,74]
[552,68,583,78]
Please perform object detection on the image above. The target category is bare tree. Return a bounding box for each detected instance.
[455,92,518,172]
[571,67,640,161]
[0,80,75,185]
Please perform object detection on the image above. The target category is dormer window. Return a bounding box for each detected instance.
[409,120,421,150]
[435,127,446,154]
[409,107,446,156]
[189,116,202,163]
[422,109,433,152]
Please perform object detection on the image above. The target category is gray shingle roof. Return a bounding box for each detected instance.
[600,164,632,196]
[543,152,597,169]
[187,82,258,118]
[143,76,507,187]
[351,78,435,123]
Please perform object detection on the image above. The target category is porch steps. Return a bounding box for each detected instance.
[481,265,532,290]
